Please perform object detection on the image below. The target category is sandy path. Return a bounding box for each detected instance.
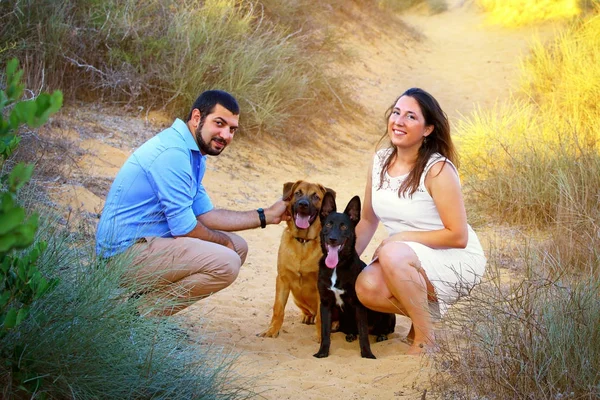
[177,3,542,399]
[48,2,546,398]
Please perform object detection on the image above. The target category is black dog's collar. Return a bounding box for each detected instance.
[295,237,315,244]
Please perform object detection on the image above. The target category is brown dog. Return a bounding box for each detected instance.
[258,180,335,338]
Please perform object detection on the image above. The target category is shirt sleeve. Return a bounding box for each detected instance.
[145,147,197,236]
[191,155,214,216]
[192,183,213,216]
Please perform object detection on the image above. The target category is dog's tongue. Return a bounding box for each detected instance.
[325,245,341,269]
[295,214,310,229]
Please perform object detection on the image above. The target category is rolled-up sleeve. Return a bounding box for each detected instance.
[146,148,197,236]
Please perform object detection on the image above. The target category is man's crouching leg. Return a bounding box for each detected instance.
[128,233,248,315]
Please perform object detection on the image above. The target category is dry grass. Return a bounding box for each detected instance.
[431,7,600,398]
[0,0,358,140]
[457,13,600,233]
[430,239,600,399]
[475,0,583,26]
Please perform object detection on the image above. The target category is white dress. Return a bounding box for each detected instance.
[371,148,487,316]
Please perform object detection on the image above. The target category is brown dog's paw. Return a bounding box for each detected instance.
[301,314,316,325]
[256,328,280,338]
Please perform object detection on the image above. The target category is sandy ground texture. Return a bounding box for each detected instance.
[43,1,557,399]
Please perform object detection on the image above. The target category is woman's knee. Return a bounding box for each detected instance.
[355,270,381,306]
[378,243,420,277]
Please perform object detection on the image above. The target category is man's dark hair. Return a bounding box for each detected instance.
[186,90,240,122]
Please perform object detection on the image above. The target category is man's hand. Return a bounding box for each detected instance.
[264,198,290,225]
[220,232,236,251]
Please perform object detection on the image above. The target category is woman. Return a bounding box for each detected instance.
[355,88,486,355]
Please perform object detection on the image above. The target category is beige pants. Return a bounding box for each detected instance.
[123,232,248,314]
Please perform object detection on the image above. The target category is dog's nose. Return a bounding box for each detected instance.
[297,199,309,209]
[327,237,339,246]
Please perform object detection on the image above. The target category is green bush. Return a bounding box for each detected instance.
[1,58,252,399]
[1,58,62,395]
[456,12,600,273]
[1,218,257,398]
[433,9,600,398]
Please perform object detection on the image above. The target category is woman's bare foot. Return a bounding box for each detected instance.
[406,342,427,355]
[405,323,415,345]
[406,327,435,356]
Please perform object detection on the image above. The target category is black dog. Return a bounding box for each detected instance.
[313,193,395,359]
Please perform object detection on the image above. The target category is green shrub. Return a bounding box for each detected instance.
[1,213,258,399]
[457,100,600,230]
[1,58,62,395]
[1,58,252,399]
[474,0,581,26]
[434,9,600,398]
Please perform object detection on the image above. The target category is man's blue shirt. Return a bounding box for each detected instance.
[96,119,213,257]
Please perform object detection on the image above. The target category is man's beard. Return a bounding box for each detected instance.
[195,120,226,156]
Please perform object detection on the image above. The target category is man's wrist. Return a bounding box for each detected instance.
[257,208,267,229]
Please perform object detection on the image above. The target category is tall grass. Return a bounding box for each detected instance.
[521,14,600,137]
[457,100,600,229]
[0,0,351,138]
[433,6,600,398]
[0,205,256,399]
[475,0,582,26]
[431,244,600,399]
[457,13,600,235]
[377,0,448,13]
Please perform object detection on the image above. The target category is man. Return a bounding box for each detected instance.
[96,90,288,315]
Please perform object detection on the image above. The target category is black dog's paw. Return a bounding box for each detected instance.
[313,351,329,358]
[331,320,340,332]
[345,333,357,342]
[376,334,388,342]
[361,351,376,359]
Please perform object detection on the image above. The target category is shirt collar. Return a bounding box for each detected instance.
[172,118,200,152]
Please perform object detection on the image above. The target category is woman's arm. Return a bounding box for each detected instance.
[355,159,380,256]
[386,162,469,249]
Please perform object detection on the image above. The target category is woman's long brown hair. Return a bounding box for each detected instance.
[376,88,458,197]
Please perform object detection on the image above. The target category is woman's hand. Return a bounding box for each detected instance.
[371,233,407,260]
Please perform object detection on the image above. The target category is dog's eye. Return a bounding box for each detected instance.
[325,221,333,228]
[294,190,302,197]
[340,224,347,231]
[311,193,320,202]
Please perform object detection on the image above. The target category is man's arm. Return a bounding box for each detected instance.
[177,198,288,250]
[178,218,236,250]
[197,198,288,231]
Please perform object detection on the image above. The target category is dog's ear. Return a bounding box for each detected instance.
[282,181,296,201]
[320,185,336,199]
[343,195,361,225]
[320,191,337,222]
